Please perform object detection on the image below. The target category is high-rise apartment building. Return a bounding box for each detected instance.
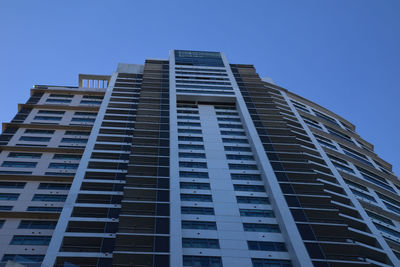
[0,50,399,267]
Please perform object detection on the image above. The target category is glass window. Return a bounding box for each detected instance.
[10,236,51,245]
[224,146,251,152]
[24,129,55,134]
[251,258,292,267]
[19,136,51,142]
[18,220,57,229]
[178,128,202,134]
[178,122,201,127]
[229,164,258,170]
[178,136,203,142]
[49,94,73,98]
[366,210,394,226]
[48,163,79,169]
[182,220,217,230]
[177,115,200,120]
[33,116,62,121]
[231,173,261,180]
[226,154,254,160]
[243,223,280,233]
[80,100,101,105]
[181,206,214,215]
[183,256,222,267]
[179,152,206,158]
[46,99,71,103]
[181,194,212,202]
[179,144,204,150]
[180,171,209,179]
[65,131,90,135]
[0,182,26,189]
[38,110,65,115]
[74,112,97,116]
[1,254,45,263]
[248,241,287,251]
[240,209,274,217]
[61,138,88,143]
[0,206,12,211]
[53,154,81,160]
[38,183,71,190]
[219,123,243,129]
[27,206,62,212]
[71,118,95,122]
[1,161,37,168]
[237,196,269,204]
[32,194,67,202]
[234,184,265,192]
[179,161,207,168]
[180,182,210,190]
[350,189,376,202]
[220,130,245,136]
[182,238,220,248]
[8,152,42,159]
[218,117,241,122]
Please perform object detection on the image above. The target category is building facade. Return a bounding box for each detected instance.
[0,50,399,267]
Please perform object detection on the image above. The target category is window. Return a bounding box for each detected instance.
[251,258,292,267]
[179,161,207,168]
[71,118,95,122]
[80,100,102,105]
[219,123,243,129]
[325,126,354,144]
[178,110,199,114]
[74,112,97,116]
[234,184,265,192]
[179,144,204,150]
[178,122,201,127]
[178,136,203,142]
[0,182,26,188]
[38,110,65,115]
[180,182,210,190]
[332,162,354,174]
[48,163,79,169]
[357,167,395,192]
[178,129,202,134]
[32,194,67,202]
[243,223,280,232]
[33,116,62,121]
[0,220,4,228]
[375,224,400,239]
[46,99,71,103]
[1,255,45,263]
[82,95,103,99]
[220,130,245,136]
[226,154,254,160]
[10,236,51,245]
[18,220,57,229]
[177,115,200,120]
[53,154,81,160]
[49,94,73,98]
[65,131,90,135]
[179,152,206,159]
[61,138,88,143]
[248,241,287,251]
[229,164,258,170]
[19,136,51,142]
[182,220,217,230]
[237,196,269,204]
[25,129,55,134]
[218,117,241,122]
[350,189,376,202]
[366,210,394,226]
[313,110,339,125]
[183,256,222,267]
[340,145,373,166]
[8,152,42,159]
[27,206,62,212]
[182,238,220,248]
[181,206,214,215]
[0,206,12,210]
[1,161,37,168]
[240,209,274,217]
[181,194,212,202]
[38,183,71,190]
[180,171,209,179]
[224,146,251,152]
[222,138,248,144]
[231,173,261,181]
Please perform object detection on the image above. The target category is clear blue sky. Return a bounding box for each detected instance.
[1,0,399,174]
